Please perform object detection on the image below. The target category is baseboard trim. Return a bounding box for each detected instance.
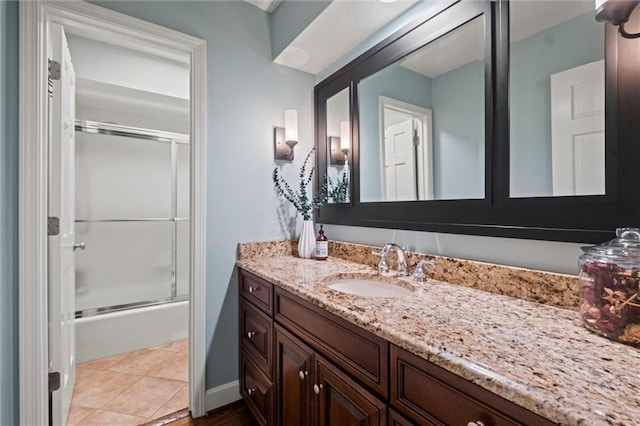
[204,380,241,412]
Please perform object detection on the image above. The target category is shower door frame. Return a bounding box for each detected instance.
[74,120,190,318]
[18,1,208,424]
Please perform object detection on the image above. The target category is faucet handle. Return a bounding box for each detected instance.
[372,250,390,274]
[412,259,435,282]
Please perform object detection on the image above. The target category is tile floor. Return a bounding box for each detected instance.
[67,339,189,426]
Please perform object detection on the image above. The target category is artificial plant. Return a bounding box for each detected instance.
[273,147,329,220]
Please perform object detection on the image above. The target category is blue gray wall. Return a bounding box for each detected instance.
[510,12,604,197]
[89,0,316,391]
[431,60,484,199]
[359,63,432,202]
[0,1,19,424]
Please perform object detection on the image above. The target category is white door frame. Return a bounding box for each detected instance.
[378,96,433,201]
[18,1,207,424]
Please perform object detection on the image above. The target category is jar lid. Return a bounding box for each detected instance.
[581,227,640,265]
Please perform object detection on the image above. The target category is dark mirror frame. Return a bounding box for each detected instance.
[315,0,640,244]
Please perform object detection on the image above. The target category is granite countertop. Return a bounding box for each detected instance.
[237,251,640,426]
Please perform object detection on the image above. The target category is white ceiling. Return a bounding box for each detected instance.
[274,0,419,75]
[400,15,484,79]
[399,1,594,79]
[244,0,282,13]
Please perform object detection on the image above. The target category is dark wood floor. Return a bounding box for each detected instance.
[147,400,258,426]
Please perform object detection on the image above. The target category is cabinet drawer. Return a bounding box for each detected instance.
[389,407,427,426]
[240,299,273,378]
[275,288,388,397]
[239,269,273,315]
[391,345,555,426]
[240,349,273,426]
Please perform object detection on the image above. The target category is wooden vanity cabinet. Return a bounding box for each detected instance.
[315,355,387,425]
[274,325,313,425]
[389,408,425,426]
[239,271,275,426]
[275,323,387,426]
[390,346,556,426]
[238,268,554,426]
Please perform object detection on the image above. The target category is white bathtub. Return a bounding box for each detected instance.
[75,300,188,363]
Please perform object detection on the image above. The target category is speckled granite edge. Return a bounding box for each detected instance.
[237,240,296,259]
[236,255,640,426]
[238,239,581,310]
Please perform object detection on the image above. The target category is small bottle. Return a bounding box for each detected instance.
[315,225,328,260]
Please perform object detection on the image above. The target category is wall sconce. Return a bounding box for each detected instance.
[328,121,351,166]
[274,109,298,161]
[329,136,344,165]
[596,0,640,38]
[340,120,350,163]
[340,121,351,160]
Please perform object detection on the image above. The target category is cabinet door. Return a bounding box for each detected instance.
[275,325,314,426]
[240,349,273,426]
[314,355,386,426]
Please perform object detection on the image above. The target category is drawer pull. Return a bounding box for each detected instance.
[298,370,308,380]
[246,331,256,339]
[248,286,258,294]
[467,422,485,426]
[313,384,323,395]
[247,387,256,396]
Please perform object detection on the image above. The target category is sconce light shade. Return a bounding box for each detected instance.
[285,109,299,144]
[275,109,299,161]
[339,121,350,153]
[596,0,640,38]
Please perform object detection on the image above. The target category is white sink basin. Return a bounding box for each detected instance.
[328,279,413,298]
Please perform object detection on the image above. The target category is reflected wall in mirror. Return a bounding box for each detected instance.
[509,0,605,198]
[359,15,485,203]
[326,87,351,204]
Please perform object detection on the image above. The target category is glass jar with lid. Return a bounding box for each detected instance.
[579,228,640,346]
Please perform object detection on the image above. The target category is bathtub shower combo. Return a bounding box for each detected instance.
[74,120,189,362]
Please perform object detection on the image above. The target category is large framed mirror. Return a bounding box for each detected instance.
[316,0,640,243]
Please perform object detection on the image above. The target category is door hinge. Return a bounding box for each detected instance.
[48,372,61,392]
[48,60,61,81]
[48,217,60,236]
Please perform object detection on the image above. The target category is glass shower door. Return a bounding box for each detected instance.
[74,124,189,316]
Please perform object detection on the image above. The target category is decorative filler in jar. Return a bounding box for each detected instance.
[579,228,640,346]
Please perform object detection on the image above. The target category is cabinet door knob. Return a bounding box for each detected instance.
[298,370,308,380]
[247,388,256,396]
[467,422,485,426]
[313,384,323,394]
[246,331,256,339]
[248,286,257,293]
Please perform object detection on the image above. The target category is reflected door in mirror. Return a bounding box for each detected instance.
[380,97,433,201]
[359,15,485,203]
[509,0,605,198]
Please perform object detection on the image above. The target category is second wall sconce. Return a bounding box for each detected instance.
[329,120,351,166]
[340,120,350,161]
[274,109,298,161]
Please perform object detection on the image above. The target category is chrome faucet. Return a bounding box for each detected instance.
[373,243,408,276]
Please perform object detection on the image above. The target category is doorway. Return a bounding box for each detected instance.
[18,2,207,425]
[379,96,433,201]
